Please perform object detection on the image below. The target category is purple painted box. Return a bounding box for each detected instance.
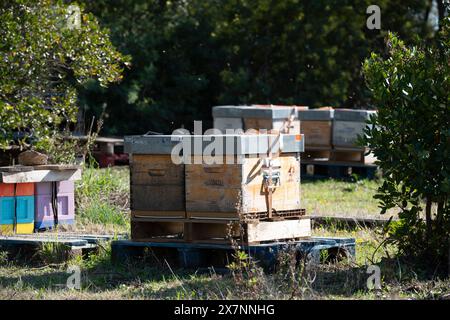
[35,181,74,196]
[34,181,75,230]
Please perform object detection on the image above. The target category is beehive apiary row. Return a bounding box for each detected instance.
[212,105,376,155]
[124,134,311,243]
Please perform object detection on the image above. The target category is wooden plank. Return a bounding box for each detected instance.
[187,211,241,220]
[33,164,82,171]
[0,169,82,183]
[246,218,311,242]
[0,165,34,173]
[301,159,377,168]
[132,210,186,219]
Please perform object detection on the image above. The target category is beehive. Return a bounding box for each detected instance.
[0,183,35,234]
[332,109,376,148]
[212,105,304,134]
[184,134,304,219]
[34,181,75,230]
[297,108,334,148]
[125,135,186,219]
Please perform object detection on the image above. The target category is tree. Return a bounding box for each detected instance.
[81,0,432,135]
[0,0,129,152]
[363,16,449,266]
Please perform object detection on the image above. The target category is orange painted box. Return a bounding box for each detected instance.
[0,183,35,197]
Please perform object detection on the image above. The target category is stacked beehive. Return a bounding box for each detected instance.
[331,109,377,162]
[297,108,334,159]
[0,166,81,235]
[125,134,310,244]
[297,108,376,163]
[212,105,305,134]
[0,183,35,234]
[34,181,75,230]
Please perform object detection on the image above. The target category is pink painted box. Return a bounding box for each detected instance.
[34,181,75,230]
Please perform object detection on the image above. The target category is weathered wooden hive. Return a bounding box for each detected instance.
[297,108,334,148]
[332,109,376,148]
[185,134,304,219]
[332,109,377,163]
[125,135,186,219]
[124,134,310,244]
[212,105,305,134]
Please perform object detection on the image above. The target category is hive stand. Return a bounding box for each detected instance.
[111,237,356,271]
[0,233,120,262]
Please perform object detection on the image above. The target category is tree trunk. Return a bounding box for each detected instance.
[423,0,433,34]
[425,198,432,243]
[437,0,446,31]
[436,201,444,224]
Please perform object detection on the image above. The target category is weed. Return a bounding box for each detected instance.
[0,251,8,266]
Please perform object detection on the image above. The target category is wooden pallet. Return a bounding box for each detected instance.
[301,146,376,164]
[130,216,311,245]
[111,237,356,271]
[0,233,121,263]
[301,160,378,179]
[186,208,306,220]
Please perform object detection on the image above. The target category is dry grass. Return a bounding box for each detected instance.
[1,167,448,300]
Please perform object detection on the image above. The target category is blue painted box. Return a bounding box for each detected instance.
[0,196,35,234]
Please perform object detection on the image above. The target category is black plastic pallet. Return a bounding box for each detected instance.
[111,237,356,272]
[0,233,122,262]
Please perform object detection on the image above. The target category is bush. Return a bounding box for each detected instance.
[362,17,450,266]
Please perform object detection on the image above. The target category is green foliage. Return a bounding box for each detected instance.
[75,166,129,229]
[0,0,129,150]
[81,0,432,135]
[363,17,450,265]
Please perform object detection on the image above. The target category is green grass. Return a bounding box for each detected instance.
[1,226,449,300]
[0,167,447,300]
[302,178,394,219]
[74,166,130,234]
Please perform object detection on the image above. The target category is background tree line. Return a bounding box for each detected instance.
[79,0,444,135]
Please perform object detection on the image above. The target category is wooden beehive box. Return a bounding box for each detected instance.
[124,135,186,219]
[298,108,334,148]
[332,109,376,149]
[212,105,304,134]
[185,134,305,219]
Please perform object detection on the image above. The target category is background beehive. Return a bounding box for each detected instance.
[332,109,376,149]
[212,105,302,134]
[298,108,334,148]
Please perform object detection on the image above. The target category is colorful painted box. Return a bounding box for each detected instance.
[0,195,35,234]
[0,183,35,197]
[34,181,75,230]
